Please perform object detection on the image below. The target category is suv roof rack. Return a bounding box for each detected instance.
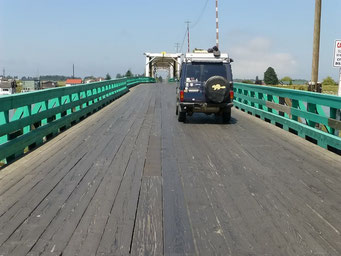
[183,53,230,63]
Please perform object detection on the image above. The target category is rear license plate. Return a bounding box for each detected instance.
[188,88,200,92]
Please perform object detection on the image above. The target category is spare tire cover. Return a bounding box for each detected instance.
[205,76,229,103]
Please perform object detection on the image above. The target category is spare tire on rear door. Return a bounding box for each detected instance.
[205,76,229,104]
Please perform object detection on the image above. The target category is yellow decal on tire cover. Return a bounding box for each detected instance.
[212,84,226,91]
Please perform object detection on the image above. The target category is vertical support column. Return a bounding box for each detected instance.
[169,65,174,79]
[145,56,150,77]
[177,57,181,80]
[151,64,155,78]
[310,0,322,92]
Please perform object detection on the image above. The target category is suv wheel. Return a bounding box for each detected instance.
[178,110,186,122]
[176,105,179,115]
[222,110,231,124]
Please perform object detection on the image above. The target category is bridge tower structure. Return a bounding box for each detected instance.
[144,52,182,79]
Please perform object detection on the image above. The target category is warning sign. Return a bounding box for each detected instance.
[333,40,341,67]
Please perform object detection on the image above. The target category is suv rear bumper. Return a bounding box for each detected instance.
[179,102,233,113]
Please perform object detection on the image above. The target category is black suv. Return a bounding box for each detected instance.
[176,50,234,123]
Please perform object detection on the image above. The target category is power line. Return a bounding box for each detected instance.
[178,0,209,53]
[191,0,210,29]
[175,43,180,53]
[180,24,188,53]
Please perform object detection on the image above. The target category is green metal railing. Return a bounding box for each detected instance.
[168,78,179,83]
[0,77,155,163]
[234,83,341,153]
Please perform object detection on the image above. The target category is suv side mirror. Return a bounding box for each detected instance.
[230,58,234,63]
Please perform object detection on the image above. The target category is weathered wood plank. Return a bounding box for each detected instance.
[130,177,163,256]
[28,86,152,256]
[179,106,341,255]
[143,86,162,177]
[0,90,139,203]
[0,85,151,255]
[160,84,195,256]
[96,91,154,255]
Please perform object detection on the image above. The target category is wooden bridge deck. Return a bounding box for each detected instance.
[0,83,340,256]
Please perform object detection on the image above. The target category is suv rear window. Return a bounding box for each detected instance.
[185,63,228,82]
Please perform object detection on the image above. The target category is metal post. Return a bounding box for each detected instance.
[338,67,341,97]
[216,0,219,49]
[310,0,322,92]
[336,68,341,136]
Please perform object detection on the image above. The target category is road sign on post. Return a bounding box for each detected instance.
[333,40,341,97]
[333,40,341,68]
[333,40,341,136]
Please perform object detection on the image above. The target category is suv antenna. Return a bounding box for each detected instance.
[185,21,191,53]
[216,0,219,49]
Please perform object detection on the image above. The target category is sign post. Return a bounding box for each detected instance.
[333,40,341,136]
[333,40,341,96]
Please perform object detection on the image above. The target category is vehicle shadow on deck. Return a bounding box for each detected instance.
[182,113,238,125]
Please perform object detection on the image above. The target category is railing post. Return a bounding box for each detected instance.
[0,111,9,145]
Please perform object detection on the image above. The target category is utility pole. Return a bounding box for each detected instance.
[73,64,75,78]
[216,0,219,49]
[185,21,191,53]
[175,43,180,53]
[310,0,322,92]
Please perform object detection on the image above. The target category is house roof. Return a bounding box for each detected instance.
[0,81,11,88]
[0,80,16,88]
[66,79,82,84]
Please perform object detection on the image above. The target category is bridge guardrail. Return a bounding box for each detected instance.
[233,83,341,153]
[0,77,155,164]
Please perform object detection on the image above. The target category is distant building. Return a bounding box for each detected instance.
[66,79,82,87]
[41,81,57,89]
[0,80,17,95]
[281,79,308,86]
[84,78,96,84]
[22,80,41,92]
[292,80,308,85]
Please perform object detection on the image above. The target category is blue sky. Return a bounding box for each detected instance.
[0,0,340,80]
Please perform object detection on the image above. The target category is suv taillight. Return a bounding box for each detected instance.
[180,90,184,102]
[230,90,234,101]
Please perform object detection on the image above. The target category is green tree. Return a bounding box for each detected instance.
[322,76,337,86]
[116,73,122,78]
[105,73,111,80]
[281,76,293,85]
[264,67,279,85]
[281,76,292,82]
[125,70,133,77]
